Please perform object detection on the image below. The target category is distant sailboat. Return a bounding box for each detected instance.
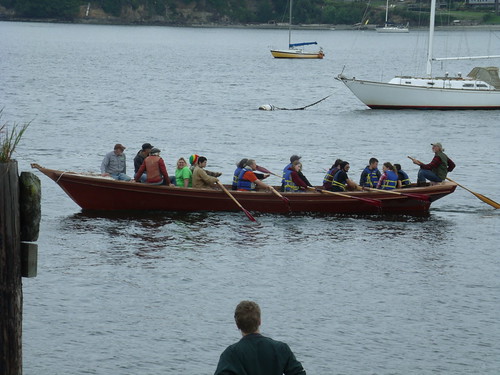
[337,0,500,109]
[376,0,409,33]
[270,0,324,59]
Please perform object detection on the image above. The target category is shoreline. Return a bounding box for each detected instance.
[2,17,500,31]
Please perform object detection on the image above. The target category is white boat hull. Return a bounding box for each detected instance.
[376,26,409,33]
[338,76,500,109]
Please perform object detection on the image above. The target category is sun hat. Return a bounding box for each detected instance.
[431,142,444,151]
[150,148,161,155]
[114,143,126,150]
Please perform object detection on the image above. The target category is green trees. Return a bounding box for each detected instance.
[11,0,80,19]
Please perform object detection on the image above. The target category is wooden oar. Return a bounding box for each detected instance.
[446,177,500,209]
[268,186,290,206]
[310,187,382,208]
[256,165,281,178]
[364,187,429,202]
[217,181,256,222]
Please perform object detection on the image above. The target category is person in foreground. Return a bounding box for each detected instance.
[134,148,170,185]
[214,300,306,375]
[409,142,455,186]
[100,143,131,181]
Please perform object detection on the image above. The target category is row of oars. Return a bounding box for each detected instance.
[218,169,499,222]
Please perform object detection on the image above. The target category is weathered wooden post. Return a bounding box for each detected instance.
[0,161,22,375]
[1,162,40,375]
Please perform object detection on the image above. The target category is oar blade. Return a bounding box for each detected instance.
[243,208,257,222]
[472,192,500,209]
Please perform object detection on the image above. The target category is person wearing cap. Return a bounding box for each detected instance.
[281,155,312,191]
[134,143,154,183]
[134,148,170,185]
[237,159,272,191]
[192,156,219,189]
[214,300,306,375]
[330,161,362,192]
[409,143,455,186]
[100,144,131,181]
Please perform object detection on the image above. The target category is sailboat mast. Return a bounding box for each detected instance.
[426,0,436,76]
[288,0,293,48]
[385,0,389,25]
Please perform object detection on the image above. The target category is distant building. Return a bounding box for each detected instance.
[467,0,496,6]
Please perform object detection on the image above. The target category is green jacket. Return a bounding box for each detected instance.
[214,333,306,375]
[433,151,449,180]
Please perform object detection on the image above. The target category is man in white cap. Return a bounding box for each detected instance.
[409,142,455,186]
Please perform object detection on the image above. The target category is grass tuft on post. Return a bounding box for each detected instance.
[0,109,31,162]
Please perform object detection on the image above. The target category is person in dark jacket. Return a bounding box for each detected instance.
[214,301,306,375]
[134,143,153,182]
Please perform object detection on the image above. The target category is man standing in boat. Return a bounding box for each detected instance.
[100,143,131,181]
[409,143,455,186]
[214,300,306,375]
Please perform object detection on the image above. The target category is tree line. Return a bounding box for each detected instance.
[1,0,486,26]
[0,0,417,25]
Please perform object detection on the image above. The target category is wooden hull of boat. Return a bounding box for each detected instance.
[271,49,324,59]
[338,76,500,109]
[33,165,457,216]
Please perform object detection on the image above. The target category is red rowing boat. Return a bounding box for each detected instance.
[32,164,457,216]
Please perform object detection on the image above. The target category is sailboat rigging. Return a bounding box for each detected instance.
[337,0,500,109]
[270,0,324,59]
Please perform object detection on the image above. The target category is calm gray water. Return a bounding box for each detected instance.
[1,21,499,374]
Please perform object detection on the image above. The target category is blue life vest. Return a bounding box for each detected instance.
[323,167,339,188]
[281,163,292,186]
[398,170,411,186]
[331,170,347,191]
[237,167,255,191]
[232,167,243,190]
[283,169,299,192]
[380,170,398,190]
[361,167,380,188]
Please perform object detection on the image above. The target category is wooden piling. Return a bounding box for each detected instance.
[0,161,22,375]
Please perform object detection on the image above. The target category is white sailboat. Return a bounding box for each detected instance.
[337,0,500,109]
[376,0,409,33]
[270,0,324,59]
